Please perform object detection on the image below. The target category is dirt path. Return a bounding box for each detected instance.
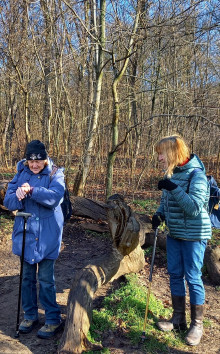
[0,213,219,354]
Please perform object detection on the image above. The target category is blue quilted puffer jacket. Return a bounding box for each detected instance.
[4,158,65,264]
[156,154,212,241]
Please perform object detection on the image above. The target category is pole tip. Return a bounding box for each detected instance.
[14,331,19,338]
[140,332,146,341]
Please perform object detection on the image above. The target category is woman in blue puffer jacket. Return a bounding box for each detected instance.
[4,140,65,339]
[151,135,211,346]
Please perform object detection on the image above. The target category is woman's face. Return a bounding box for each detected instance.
[28,160,46,174]
[158,152,168,170]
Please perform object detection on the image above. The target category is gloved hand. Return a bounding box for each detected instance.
[152,214,161,230]
[158,178,177,191]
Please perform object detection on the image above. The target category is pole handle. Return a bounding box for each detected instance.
[16,212,32,219]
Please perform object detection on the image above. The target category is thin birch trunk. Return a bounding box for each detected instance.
[106,10,140,199]
[73,0,106,196]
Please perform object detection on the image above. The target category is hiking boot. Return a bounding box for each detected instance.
[185,304,204,346]
[37,321,64,339]
[157,295,187,332]
[19,319,39,334]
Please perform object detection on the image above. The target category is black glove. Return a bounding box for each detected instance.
[152,214,161,230]
[158,178,177,191]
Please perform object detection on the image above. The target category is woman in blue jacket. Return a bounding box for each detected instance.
[152,135,211,346]
[4,140,65,339]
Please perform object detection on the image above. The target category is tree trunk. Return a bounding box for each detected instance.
[58,193,145,353]
[40,0,53,149]
[1,77,17,167]
[106,9,140,199]
[70,195,108,221]
[58,244,144,353]
[73,0,106,197]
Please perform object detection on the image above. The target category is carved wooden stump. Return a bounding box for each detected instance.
[58,194,145,353]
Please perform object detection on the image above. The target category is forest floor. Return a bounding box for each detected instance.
[0,210,219,354]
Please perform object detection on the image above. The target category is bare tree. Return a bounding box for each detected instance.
[106,4,141,198]
[0,0,219,187]
[72,0,107,196]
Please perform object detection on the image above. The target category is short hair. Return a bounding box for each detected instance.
[155,135,190,177]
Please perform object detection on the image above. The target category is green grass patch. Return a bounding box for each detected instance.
[209,228,220,247]
[203,317,212,328]
[85,348,110,354]
[88,274,190,353]
[0,172,15,179]
[132,199,158,215]
[90,309,116,336]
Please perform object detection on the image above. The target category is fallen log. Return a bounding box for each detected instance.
[204,245,220,285]
[70,196,108,221]
[58,194,145,353]
[144,230,167,250]
[58,245,144,353]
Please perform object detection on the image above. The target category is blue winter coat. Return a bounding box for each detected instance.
[156,154,212,241]
[4,158,65,264]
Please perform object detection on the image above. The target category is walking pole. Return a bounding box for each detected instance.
[14,212,32,338]
[141,227,159,341]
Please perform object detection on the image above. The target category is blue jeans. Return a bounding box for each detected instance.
[166,235,207,305]
[22,259,61,324]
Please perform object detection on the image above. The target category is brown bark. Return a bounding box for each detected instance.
[70,196,108,221]
[204,245,220,285]
[58,194,145,353]
[144,230,167,250]
[58,245,144,353]
[0,181,8,208]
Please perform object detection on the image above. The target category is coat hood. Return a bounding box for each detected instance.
[173,153,206,175]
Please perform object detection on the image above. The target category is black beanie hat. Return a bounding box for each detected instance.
[26,140,48,160]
